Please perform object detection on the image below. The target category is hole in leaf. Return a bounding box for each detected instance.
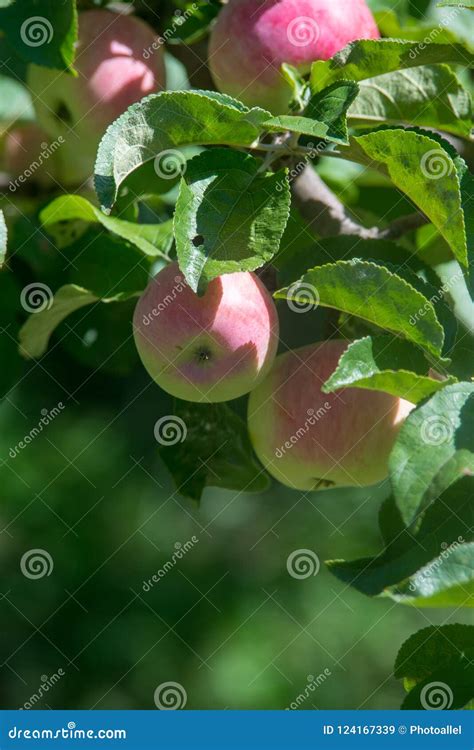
[192,235,204,247]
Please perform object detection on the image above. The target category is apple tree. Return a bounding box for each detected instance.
[0,0,473,709]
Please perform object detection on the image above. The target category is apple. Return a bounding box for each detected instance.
[133,263,279,403]
[3,124,56,188]
[208,0,379,113]
[27,10,166,186]
[248,340,414,490]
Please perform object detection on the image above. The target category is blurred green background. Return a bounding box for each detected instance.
[1,347,471,710]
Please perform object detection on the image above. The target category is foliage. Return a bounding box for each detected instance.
[0,0,473,710]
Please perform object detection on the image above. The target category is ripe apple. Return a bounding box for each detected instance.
[2,124,56,187]
[27,10,166,186]
[248,340,414,490]
[208,0,379,113]
[133,263,279,403]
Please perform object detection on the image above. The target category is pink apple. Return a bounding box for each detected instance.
[248,340,414,490]
[133,263,279,402]
[27,10,166,186]
[208,0,379,113]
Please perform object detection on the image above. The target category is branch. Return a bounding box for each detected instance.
[292,165,428,241]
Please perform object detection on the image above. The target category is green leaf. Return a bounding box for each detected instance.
[395,624,474,686]
[264,81,359,145]
[94,90,271,212]
[0,0,78,70]
[349,65,473,138]
[395,625,474,710]
[164,0,222,45]
[327,475,474,607]
[0,75,34,130]
[322,336,455,404]
[437,0,474,7]
[158,401,270,502]
[40,195,173,259]
[19,285,98,359]
[390,382,474,526]
[174,149,290,291]
[67,233,150,300]
[311,39,474,93]
[0,210,7,268]
[275,260,445,357]
[340,128,469,274]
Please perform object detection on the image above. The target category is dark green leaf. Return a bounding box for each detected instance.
[395,624,474,710]
[390,382,474,525]
[349,65,473,138]
[264,81,359,145]
[311,39,474,92]
[340,129,469,275]
[159,401,270,502]
[40,195,173,259]
[0,0,78,70]
[275,260,445,357]
[174,149,290,291]
[94,90,271,212]
[322,336,455,403]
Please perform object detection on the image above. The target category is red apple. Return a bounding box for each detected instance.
[3,123,56,188]
[133,263,279,403]
[209,0,379,113]
[27,10,166,186]
[248,340,414,490]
